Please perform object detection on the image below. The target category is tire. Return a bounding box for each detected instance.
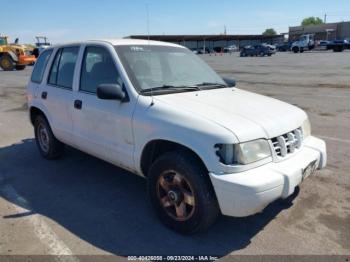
[0,54,15,71]
[292,47,299,53]
[34,115,64,159]
[148,150,220,234]
[15,65,26,70]
[300,48,304,53]
[32,48,39,58]
[333,46,344,52]
[259,51,265,57]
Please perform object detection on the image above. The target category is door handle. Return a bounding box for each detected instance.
[74,100,82,110]
[41,91,47,100]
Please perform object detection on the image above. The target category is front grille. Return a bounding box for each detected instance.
[271,128,303,157]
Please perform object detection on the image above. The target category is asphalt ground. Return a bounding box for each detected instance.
[0,50,349,260]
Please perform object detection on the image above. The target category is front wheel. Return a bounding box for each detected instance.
[0,54,15,71]
[148,150,220,234]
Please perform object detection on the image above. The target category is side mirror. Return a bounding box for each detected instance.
[97,84,126,101]
[223,77,236,87]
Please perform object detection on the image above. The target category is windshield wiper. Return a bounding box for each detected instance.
[140,85,201,94]
[195,82,227,88]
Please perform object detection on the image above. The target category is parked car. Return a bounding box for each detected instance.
[240,44,274,57]
[27,39,327,234]
[197,47,215,55]
[262,43,276,54]
[190,48,199,54]
[213,46,224,53]
[224,45,238,53]
[276,42,291,52]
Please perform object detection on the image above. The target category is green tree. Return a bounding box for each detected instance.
[301,17,324,26]
[262,28,277,36]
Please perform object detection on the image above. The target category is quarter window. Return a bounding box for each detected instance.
[80,46,122,93]
[31,50,52,83]
[48,46,79,89]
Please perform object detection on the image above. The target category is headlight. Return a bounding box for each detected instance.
[302,118,311,138]
[215,139,272,165]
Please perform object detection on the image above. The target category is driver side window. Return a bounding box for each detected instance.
[80,46,122,94]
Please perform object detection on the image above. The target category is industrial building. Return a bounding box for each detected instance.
[128,34,284,51]
[289,21,350,41]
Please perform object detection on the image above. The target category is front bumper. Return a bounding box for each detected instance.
[209,136,326,217]
[18,55,36,65]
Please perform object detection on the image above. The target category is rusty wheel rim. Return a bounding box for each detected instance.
[156,170,195,221]
[1,58,11,69]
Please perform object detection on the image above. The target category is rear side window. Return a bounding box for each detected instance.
[48,46,79,89]
[80,46,122,93]
[31,50,52,83]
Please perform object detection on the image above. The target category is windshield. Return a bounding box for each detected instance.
[115,45,226,93]
[0,38,7,45]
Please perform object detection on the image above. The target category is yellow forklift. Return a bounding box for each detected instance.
[0,36,36,71]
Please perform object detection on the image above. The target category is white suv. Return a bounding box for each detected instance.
[27,39,327,234]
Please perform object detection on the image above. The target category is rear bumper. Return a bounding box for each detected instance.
[18,55,36,65]
[209,136,326,217]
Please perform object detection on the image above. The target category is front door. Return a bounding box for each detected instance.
[72,45,135,171]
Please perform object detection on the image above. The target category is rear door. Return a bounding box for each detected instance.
[40,46,80,144]
[71,44,136,170]
[27,49,53,101]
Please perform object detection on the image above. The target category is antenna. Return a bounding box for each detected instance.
[146,3,150,42]
[145,3,154,106]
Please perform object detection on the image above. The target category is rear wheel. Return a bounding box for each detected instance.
[292,46,299,53]
[32,48,40,58]
[34,115,64,159]
[259,51,265,57]
[333,46,344,52]
[15,65,26,70]
[148,150,220,234]
[0,54,15,71]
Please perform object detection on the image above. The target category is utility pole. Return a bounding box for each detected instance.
[146,3,150,41]
[324,13,327,23]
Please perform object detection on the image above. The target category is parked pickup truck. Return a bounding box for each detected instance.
[326,40,350,52]
[27,39,327,234]
[292,34,350,53]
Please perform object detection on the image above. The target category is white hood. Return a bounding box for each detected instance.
[155,88,307,142]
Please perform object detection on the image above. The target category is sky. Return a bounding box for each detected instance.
[1,0,350,44]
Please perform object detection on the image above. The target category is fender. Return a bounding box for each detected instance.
[28,101,54,132]
[134,122,238,176]
[6,50,19,62]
